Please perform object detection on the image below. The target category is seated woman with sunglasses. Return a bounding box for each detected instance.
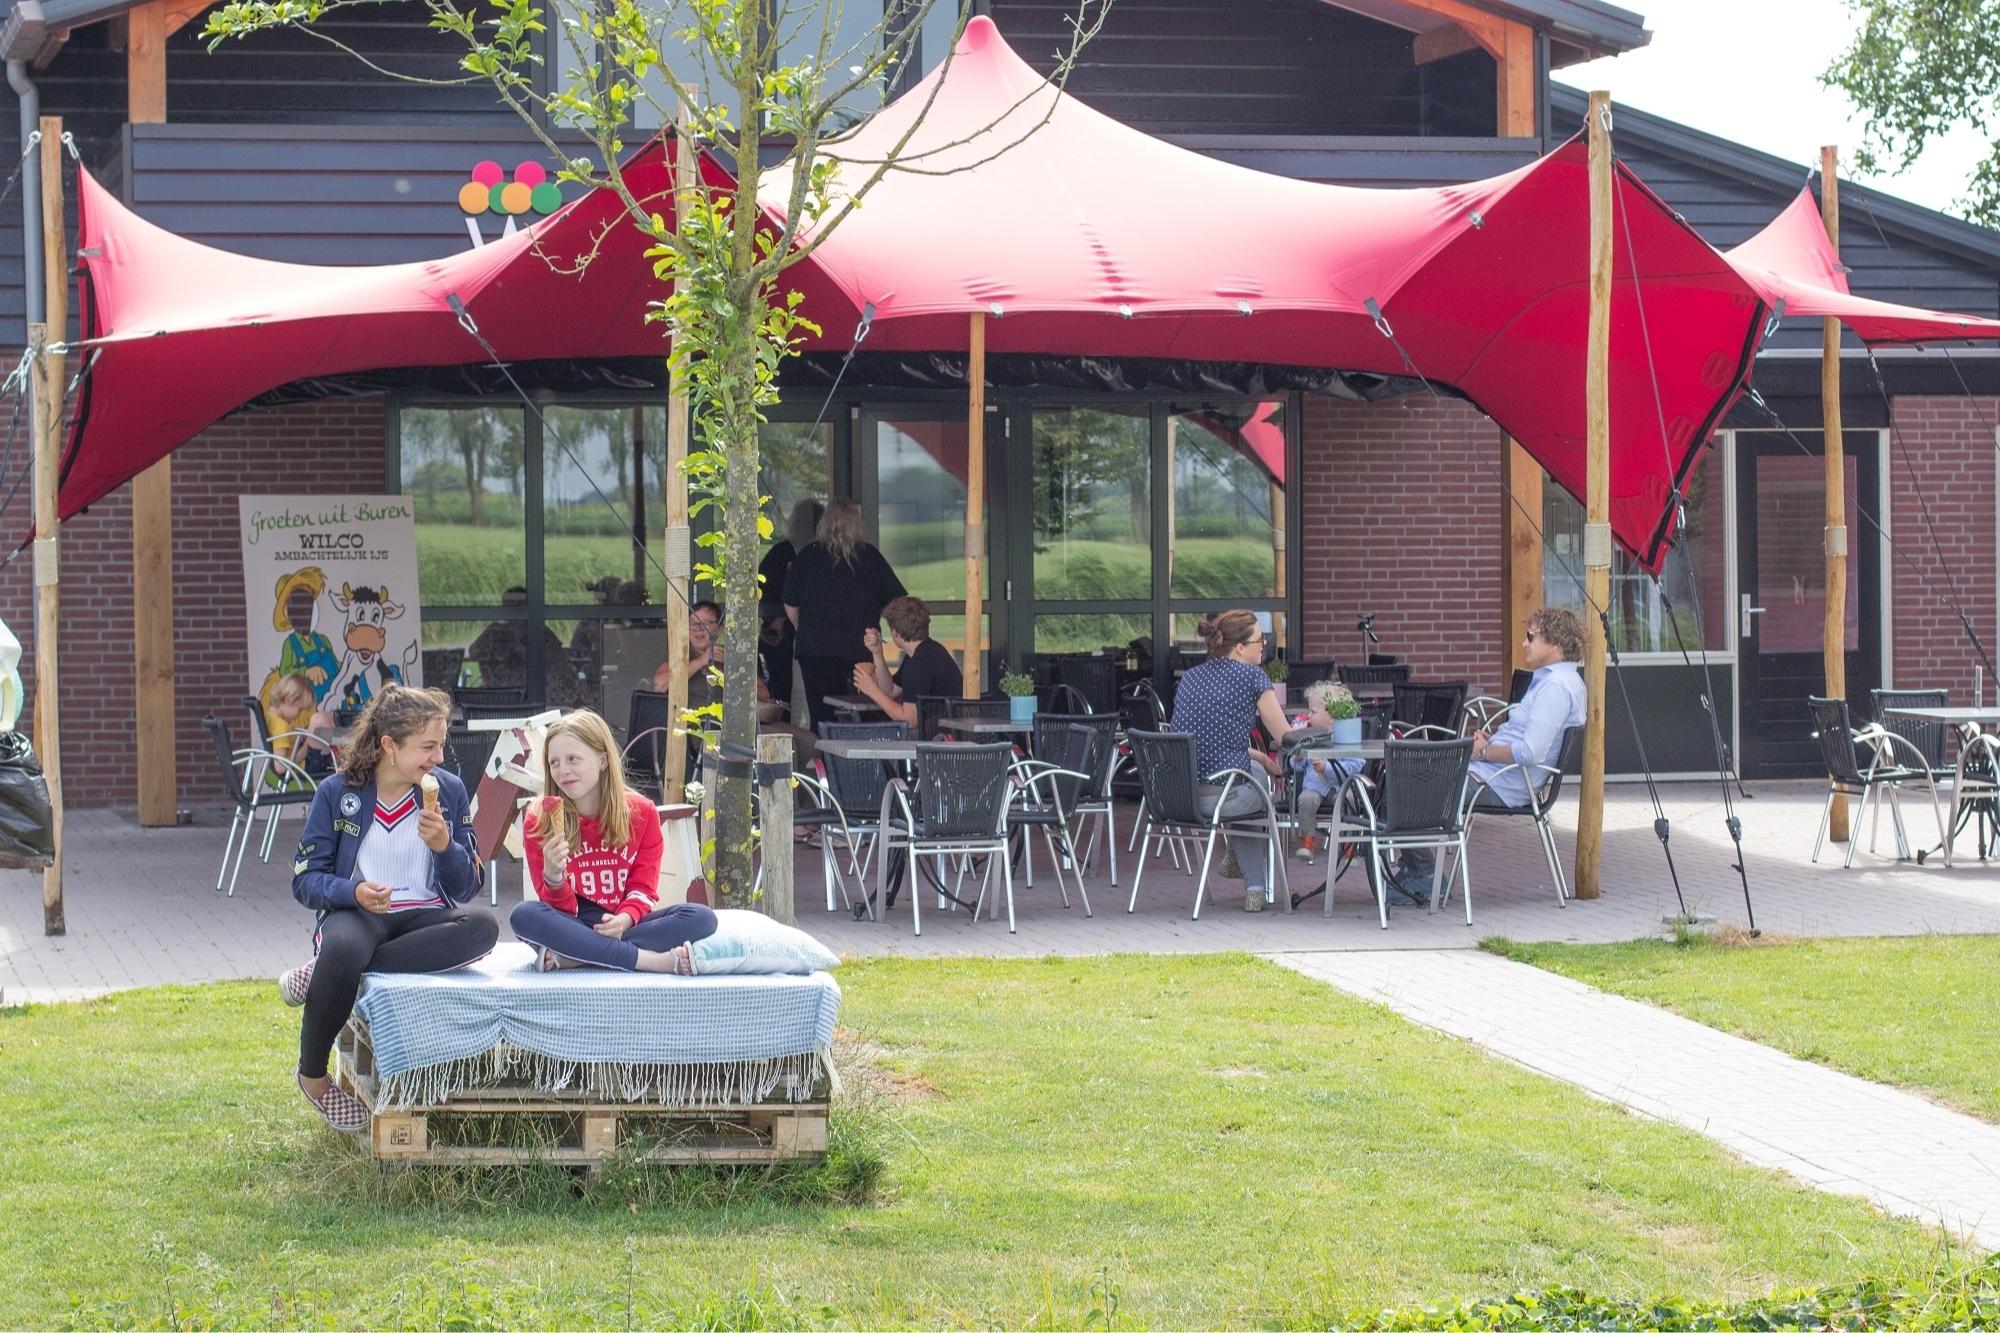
[1168,610,1295,912]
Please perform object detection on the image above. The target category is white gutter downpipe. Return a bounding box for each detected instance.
[7,57,41,328]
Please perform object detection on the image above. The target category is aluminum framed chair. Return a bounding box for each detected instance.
[1336,662,1411,690]
[1005,722,1100,917]
[1325,736,1475,928]
[1464,725,1582,907]
[815,719,909,911]
[1124,729,1285,919]
[1390,681,1469,735]
[1806,695,1945,867]
[1459,696,1513,735]
[1944,732,2000,867]
[203,714,317,898]
[787,770,874,919]
[878,741,1016,935]
[422,647,467,690]
[1032,711,1122,883]
[1871,689,1951,773]
[1053,654,1120,716]
[452,685,528,710]
[242,694,333,785]
[943,696,1011,722]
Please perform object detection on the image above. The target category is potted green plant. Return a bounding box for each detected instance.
[1328,684,1363,743]
[1000,670,1038,722]
[1265,658,1290,683]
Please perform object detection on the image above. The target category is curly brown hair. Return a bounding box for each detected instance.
[337,684,453,785]
[1527,606,1586,662]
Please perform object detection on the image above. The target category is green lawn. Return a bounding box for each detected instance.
[0,955,1954,1329]
[1485,934,2000,1123]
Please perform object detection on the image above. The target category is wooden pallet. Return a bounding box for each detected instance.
[334,1021,828,1167]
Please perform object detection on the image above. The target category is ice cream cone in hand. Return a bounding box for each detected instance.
[419,772,440,813]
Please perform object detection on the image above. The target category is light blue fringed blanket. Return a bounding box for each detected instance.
[353,943,841,1109]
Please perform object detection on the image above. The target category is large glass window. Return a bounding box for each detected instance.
[544,405,668,607]
[1032,406,1151,602]
[873,416,984,602]
[1168,402,1287,602]
[1542,454,1729,653]
[400,405,527,609]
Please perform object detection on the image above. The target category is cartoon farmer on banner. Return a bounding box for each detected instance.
[268,568,338,703]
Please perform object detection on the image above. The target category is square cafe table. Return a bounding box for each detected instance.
[939,716,1034,738]
[1883,705,2000,863]
[824,694,884,719]
[815,736,919,764]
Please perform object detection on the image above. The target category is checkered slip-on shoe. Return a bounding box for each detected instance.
[297,1073,369,1133]
[277,959,315,1007]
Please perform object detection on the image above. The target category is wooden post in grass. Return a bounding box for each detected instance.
[662,119,694,801]
[1821,144,1851,844]
[32,120,66,934]
[1574,91,1613,901]
[962,311,986,696]
[756,730,794,923]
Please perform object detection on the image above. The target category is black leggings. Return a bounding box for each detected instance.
[298,905,499,1078]
[798,654,861,734]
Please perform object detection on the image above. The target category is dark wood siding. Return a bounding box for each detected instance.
[988,0,1495,137]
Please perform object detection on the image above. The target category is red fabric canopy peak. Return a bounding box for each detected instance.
[1727,189,2000,346]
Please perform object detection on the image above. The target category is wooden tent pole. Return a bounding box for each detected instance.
[663,121,694,801]
[33,116,66,935]
[962,311,986,697]
[1574,91,1613,901]
[1821,144,1851,844]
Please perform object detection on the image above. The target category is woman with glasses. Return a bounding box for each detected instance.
[1169,609,1294,911]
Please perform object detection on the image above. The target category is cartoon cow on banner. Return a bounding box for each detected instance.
[326,583,414,711]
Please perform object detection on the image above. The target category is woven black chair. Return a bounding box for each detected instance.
[1872,689,1952,774]
[914,693,956,742]
[812,719,909,913]
[1465,725,1583,907]
[1337,662,1411,690]
[1033,711,1122,884]
[1286,660,1336,689]
[242,694,333,781]
[1808,695,1944,867]
[1006,722,1100,916]
[422,648,467,690]
[878,741,1016,935]
[1053,655,1120,716]
[621,689,673,800]
[1390,682,1469,737]
[203,714,317,898]
[1507,668,1535,704]
[1326,736,1475,928]
[944,696,1011,721]
[1124,729,1284,919]
[452,685,528,710]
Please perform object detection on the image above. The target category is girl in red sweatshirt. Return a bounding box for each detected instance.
[508,710,716,972]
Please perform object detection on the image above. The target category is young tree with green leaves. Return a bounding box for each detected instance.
[203,0,1099,905]
[1824,0,2000,225]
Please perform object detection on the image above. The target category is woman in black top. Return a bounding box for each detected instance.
[756,499,822,711]
[783,498,907,732]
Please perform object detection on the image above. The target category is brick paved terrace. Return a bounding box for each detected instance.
[2,780,1995,1004]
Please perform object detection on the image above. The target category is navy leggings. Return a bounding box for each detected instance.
[510,898,717,971]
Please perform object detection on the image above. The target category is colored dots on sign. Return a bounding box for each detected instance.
[499,181,533,214]
[471,160,504,187]
[514,161,547,187]
[530,182,561,214]
[487,182,510,213]
[457,181,490,214]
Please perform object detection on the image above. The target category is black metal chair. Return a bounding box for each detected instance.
[242,694,332,783]
[1124,730,1284,919]
[1326,736,1476,928]
[1465,725,1583,907]
[1286,660,1336,689]
[811,719,909,914]
[878,741,1017,935]
[422,648,467,691]
[1390,681,1469,737]
[944,696,1010,721]
[1872,688,1952,775]
[1006,722,1100,917]
[1507,668,1535,704]
[621,688,703,799]
[1033,711,1122,884]
[1053,654,1120,716]
[914,693,956,742]
[203,714,317,898]
[1807,695,1944,867]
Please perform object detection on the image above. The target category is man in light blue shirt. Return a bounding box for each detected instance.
[1469,606,1588,807]
[1396,607,1587,888]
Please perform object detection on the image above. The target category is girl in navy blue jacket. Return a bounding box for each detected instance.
[283,684,496,1130]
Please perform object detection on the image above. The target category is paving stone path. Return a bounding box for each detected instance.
[1274,947,2000,1250]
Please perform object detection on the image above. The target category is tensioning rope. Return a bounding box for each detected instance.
[1610,147,1757,932]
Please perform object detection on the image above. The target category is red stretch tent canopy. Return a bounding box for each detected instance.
[764,17,1772,568]
[60,142,725,518]
[1728,190,2000,346]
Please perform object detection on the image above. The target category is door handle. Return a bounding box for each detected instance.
[1740,594,1766,639]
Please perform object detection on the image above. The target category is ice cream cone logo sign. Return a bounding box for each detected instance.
[457,160,562,248]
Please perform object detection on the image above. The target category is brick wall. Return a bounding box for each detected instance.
[5,397,386,809]
[1298,394,1506,693]
[1886,396,1999,698]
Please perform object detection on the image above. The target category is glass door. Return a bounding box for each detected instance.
[1735,430,1880,778]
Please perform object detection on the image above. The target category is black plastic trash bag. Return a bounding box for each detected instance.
[0,731,54,868]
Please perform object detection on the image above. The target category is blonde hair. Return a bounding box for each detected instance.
[338,684,452,786]
[272,672,316,712]
[817,497,866,564]
[530,710,634,854]
[1303,678,1346,717]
